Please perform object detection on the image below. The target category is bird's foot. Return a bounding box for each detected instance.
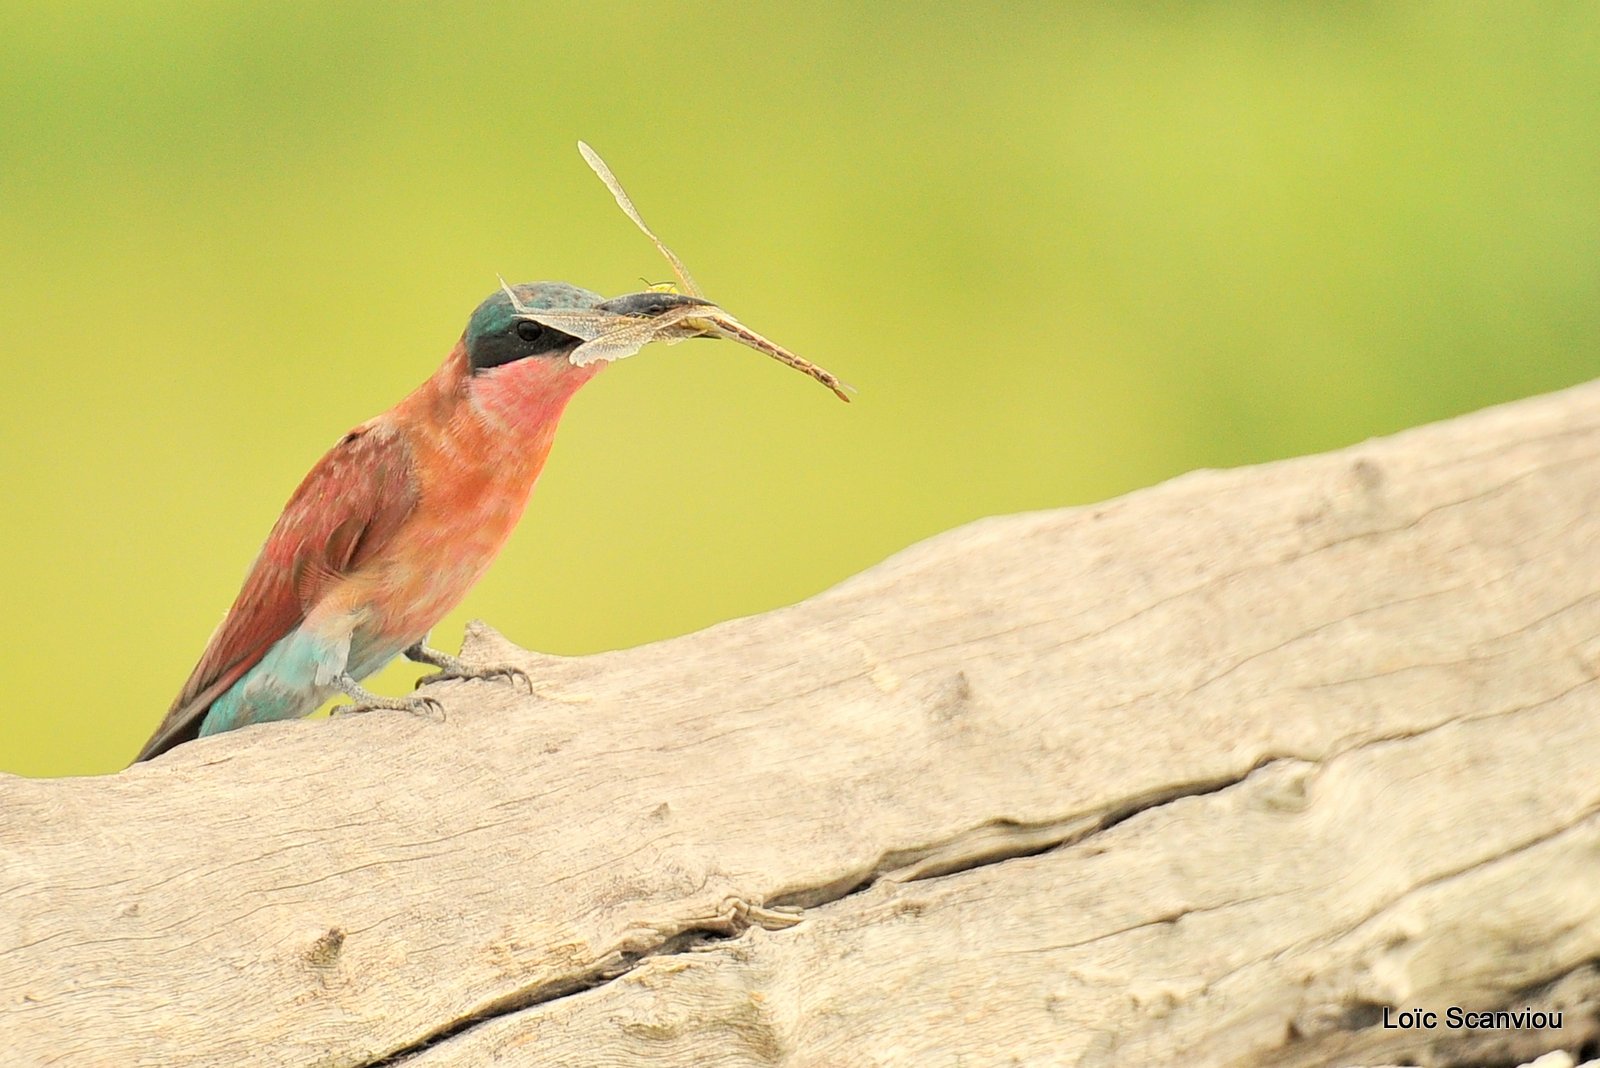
[404,641,535,696]
[331,674,445,721]
[414,664,533,694]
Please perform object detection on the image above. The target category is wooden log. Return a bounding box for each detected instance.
[3,381,1599,1067]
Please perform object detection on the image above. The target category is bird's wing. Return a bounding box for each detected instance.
[133,423,419,763]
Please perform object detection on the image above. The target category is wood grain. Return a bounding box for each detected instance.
[3,381,1599,1067]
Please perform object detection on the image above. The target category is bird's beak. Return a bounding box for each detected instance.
[593,290,717,319]
[569,289,852,402]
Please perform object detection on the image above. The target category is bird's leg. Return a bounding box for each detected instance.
[404,638,534,695]
[331,674,444,720]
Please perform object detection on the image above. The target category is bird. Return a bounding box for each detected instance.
[133,145,848,764]
[132,284,632,761]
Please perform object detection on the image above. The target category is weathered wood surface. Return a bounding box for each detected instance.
[3,381,1599,1068]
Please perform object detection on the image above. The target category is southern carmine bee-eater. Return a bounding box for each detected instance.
[133,143,849,763]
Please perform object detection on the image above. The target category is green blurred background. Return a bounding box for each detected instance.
[2,3,1595,777]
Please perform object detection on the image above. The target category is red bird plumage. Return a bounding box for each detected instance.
[135,283,607,762]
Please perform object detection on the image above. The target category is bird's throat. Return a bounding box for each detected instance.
[365,343,606,630]
[399,342,604,478]
[466,347,604,442]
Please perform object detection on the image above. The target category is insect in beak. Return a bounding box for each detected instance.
[502,144,853,403]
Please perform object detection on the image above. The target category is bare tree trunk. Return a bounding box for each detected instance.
[4,381,1600,1068]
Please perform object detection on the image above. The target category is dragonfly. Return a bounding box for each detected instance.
[501,142,853,402]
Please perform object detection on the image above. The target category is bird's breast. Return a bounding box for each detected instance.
[339,409,565,640]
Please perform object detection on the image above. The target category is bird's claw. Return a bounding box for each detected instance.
[414,662,535,696]
[333,694,445,722]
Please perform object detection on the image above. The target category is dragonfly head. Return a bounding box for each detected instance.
[594,290,717,320]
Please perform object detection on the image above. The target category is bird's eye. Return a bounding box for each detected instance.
[515,321,544,343]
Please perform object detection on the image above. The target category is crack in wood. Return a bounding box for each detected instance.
[368,767,1275,1066]
[7,380,1600,1067]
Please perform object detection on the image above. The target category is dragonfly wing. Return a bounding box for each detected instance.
[578,141,704,299]
[568,304,712,366]
[568,318,665,366]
